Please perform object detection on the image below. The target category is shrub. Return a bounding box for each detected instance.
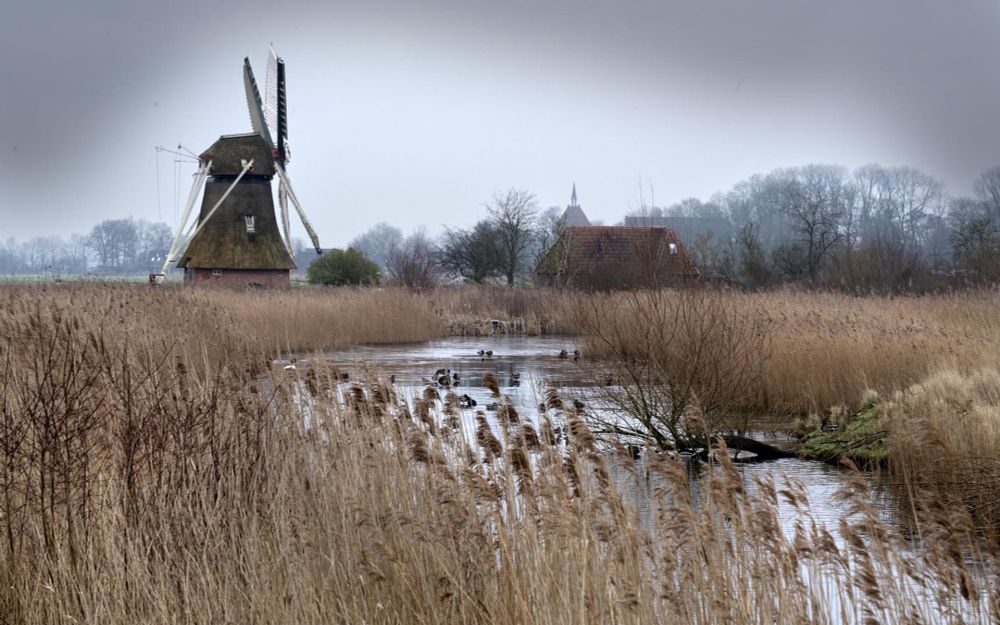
[307,247,380,286]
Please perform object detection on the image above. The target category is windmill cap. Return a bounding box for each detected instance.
[201,134,276,177]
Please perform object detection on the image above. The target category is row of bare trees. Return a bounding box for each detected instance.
[630,163,1000,292]
[1,219,172,276]
[350,188,564,288]
[345,163,1000,293]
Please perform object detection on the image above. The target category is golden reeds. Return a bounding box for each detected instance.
[882,368,1000,532]
[572,287,1000,416]
[2,283,1000,623]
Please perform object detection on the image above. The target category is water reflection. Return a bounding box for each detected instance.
[314,336,895,533]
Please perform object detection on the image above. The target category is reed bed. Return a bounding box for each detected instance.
[8,283,1000,417]
[206,286,445,352]
[571,288,1000,416]
[1,283,999,623]
[424,285,579,336]
[882,368,1000,533]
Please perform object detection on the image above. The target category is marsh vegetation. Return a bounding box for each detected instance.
[3,283,1000,623]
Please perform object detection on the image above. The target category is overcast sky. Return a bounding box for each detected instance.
[3,0,1000,245]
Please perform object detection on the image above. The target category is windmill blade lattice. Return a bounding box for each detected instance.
[264,47,280,144]
[243,58,273,147]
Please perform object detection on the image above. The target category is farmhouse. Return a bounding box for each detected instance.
[536,226,699,289]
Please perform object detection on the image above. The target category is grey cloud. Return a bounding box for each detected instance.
[2,1,999,242]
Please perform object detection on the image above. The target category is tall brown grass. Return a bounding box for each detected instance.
[425,285,580,335]
[883,369,1000,532]
[10,283,1000,419]
[208,286,445,351]
[571,288,1000,416]
[2,283,999,623]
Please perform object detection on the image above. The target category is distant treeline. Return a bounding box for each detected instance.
[620,163,1000,292]
[346,163,1000,292]
[0,219,174,276]
[12,161,1000,291]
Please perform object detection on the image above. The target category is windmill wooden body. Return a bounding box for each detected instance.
[156,48,321,287]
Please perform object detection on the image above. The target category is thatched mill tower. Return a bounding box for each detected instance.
[156,48,321,287]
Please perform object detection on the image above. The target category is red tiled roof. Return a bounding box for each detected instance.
[560,226,697,272]
[537,226,699,288]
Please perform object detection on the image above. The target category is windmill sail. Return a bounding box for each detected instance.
[276,58,288,162]
[261,48,289,164]
[243,58,273,147]
[264,47,279,143]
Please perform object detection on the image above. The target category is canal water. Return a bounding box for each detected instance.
[312,335,891,534]
[293,336,989,622]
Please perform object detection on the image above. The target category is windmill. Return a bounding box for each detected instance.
[154,47,322,287]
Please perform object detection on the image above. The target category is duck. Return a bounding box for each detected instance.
[459,394,477,408]
[558,349,569,359]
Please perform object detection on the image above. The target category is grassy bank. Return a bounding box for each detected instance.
[1,289,997,623]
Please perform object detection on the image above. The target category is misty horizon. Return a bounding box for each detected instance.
[3,1,1000,246]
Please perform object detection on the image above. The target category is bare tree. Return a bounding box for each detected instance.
[974,166,1000,218]
[735,223,771,287]
[0,237,22,274]
[487,188,538,286]
[86,219,139,272]
[439,221,501,284]
[777,165,851,283]
[386,231,439,289]
[576,289,775,456]
[532,206,567,269]
[845,164,943,290]
[135,220,172,271]
[950,196,1000,280]
[349,222,403,268]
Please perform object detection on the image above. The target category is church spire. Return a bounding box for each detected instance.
[562,183,591,227]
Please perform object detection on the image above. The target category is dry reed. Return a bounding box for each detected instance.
[1,283,999,623]
[571,288,1000,416]
[9,282,1000,417]
[206,286,445,351]
[883,368,1000,533]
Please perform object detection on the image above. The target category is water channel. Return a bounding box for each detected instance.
[310,335,891,534]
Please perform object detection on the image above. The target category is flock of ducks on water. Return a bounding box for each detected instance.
[286,347,583,412]
[281,346,634,453]
[409,347,584,413]
[558,349,581,361]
